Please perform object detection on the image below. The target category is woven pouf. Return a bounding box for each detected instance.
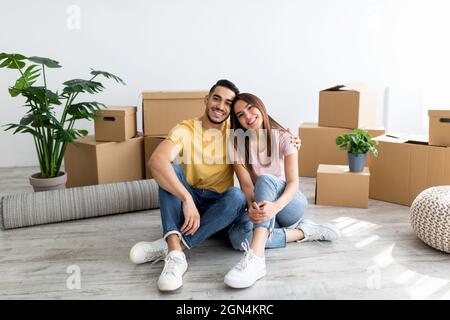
[410,186,450,253]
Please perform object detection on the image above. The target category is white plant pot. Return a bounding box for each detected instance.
[29,172,67,192]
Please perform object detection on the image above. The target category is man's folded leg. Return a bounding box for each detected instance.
[129,164,197,264]
[182,187,247,249]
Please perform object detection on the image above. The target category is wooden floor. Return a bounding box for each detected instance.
[0,167,449,300]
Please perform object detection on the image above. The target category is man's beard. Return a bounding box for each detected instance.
[206,110,229,125]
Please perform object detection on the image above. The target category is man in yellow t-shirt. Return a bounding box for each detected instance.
[130,80,246,291]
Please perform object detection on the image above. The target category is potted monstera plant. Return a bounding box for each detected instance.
[336,128,378,172]
[0,52,125,191]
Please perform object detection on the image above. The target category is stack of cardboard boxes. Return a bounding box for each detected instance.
[305,85,450,208]
[64,106,145,187]
[64,91,207,187]
[142,91,207,178]
[299,84,385,208]
[369,110,450,206]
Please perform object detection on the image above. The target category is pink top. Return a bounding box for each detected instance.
[236,129,297,181]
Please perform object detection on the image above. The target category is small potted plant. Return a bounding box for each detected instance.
[0,52,125,191]
[336,128,378,172]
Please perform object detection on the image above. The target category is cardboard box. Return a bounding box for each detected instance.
[315,164,370,208]
[298,123,385,177]
[369,135,450,206]
[429,110,450,147]
[64,134,145,187]
[142,91,207,136]
[95,106,137,142]
[144,135,166,179]
[318,83,377,129]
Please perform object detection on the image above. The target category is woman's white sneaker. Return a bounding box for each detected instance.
[129,238,168,264]
[297,219,341,242]
[224,249,266,289]
[158,250,188,291]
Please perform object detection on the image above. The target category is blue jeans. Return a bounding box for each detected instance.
[228,174,308,250]
[159,164,247,249]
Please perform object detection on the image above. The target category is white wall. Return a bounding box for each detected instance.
[1,0,450,167]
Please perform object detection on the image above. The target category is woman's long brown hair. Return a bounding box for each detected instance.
[230,93,285,172]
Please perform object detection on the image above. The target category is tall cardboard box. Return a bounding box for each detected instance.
[319,83,377,129]
[95,106,137,142]
[144,136,166,179]
[428,110,450,147]
[298,123,385,177]
[64,134,145,187]
[369,135,450,206]
[315,165,370,208]
[142,91,207,136]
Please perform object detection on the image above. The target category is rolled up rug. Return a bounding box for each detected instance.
[0,179,159,230]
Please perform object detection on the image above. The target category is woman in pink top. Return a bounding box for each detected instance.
[225,93,341,289]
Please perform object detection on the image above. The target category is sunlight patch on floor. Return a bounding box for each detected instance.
[394,270,418,285]
[407,275,449,299]
[439,289,450,300]
[355,235,380,249]
[332,217,381,237]
[341,221,379,237]
[332,217,357,229]
[373,244,395,268]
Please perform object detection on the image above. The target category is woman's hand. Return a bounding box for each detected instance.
[248,205,263,223]
[287,128,301,150]
[181,197,201,236]
[249,201,280,224]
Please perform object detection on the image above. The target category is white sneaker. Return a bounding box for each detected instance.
[158,250,188,291]
[129,238,168,264]
[224,249,266,289]
[297,219,341,242]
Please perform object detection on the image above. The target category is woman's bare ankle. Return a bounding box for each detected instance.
[286,228,305,242]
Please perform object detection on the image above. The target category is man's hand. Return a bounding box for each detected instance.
[249,201,280,224]
[287,128,301,150]
[181,197,201,236]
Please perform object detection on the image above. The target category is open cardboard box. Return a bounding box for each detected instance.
[369,134,450,206]
[319,83,377,129]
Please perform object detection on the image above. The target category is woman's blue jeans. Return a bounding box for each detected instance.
[159,164,247,249]
[228,174,308,250]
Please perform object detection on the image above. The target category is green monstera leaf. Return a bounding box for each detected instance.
[8,65,41,97]
[0,53,27,69]
[27,56,61,68]
[90,69,126,85]
[62,79,105,95]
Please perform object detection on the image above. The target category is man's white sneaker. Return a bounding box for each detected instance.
[129,238,168,264]
[158,250,188,291]
[224,249,266,289]
[297,219,341,242]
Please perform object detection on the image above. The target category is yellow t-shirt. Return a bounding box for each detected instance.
[167,118,234,193]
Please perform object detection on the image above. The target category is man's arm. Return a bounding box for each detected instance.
[149,140,191,202]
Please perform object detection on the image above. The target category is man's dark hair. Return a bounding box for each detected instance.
[208,79,240,98]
